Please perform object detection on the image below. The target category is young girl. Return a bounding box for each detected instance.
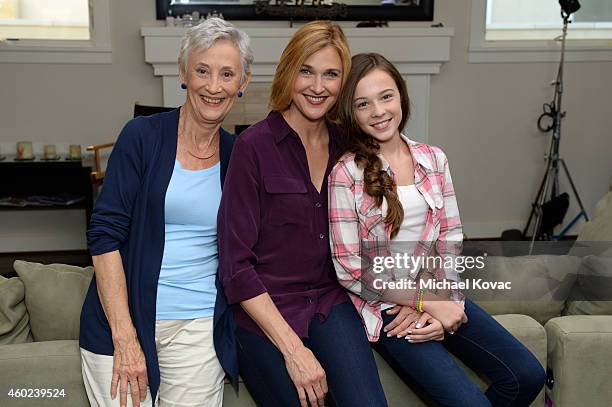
[329,53,545,406]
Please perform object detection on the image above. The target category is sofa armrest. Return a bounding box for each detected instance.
[545,316,612,407]
[0,340,89,406]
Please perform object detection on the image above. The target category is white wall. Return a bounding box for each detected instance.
[0,0,610,251]
[430,0,612,237]
[0,0,162,251]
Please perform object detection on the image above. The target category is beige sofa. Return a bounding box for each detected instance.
[1,189,611,406]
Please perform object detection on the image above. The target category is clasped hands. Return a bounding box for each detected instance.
[383,302,466,342]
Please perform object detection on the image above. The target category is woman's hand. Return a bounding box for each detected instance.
[284,344,328,407]
[92,252,148,407]
[240,293,328,407]
[383,305,420,338]
[406,312,445,343]
[111,330,148,407]
[423,300,468,334]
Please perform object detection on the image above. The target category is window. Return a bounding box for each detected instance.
[469,0,612,63]
[486,0,612,41]
[0,0,110,64]
[0,0,90,41]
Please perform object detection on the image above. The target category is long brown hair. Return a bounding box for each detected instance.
[269,21,351,120]
[337,53,411,239]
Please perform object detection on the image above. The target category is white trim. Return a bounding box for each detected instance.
[469,0,612,63]
[0,0,111,64]
[0,19,89,27]
[140,26,456,38]
[487,22,612,30]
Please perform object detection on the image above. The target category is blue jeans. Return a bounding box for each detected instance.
[235,301,388,407]
[373,299,546,407]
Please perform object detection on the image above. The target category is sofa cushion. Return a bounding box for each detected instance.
[462,255,580,325]
[576,190,612,242]
[492,314,547,370]
[13,261,93,342]
[222,383,257,407]
[494,315,546,407]
[0,275,32,345]
[564,248,612,316]
[0,340,89,406]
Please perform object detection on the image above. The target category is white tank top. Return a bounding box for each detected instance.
[382,185,429,311]
[393,185,429,242]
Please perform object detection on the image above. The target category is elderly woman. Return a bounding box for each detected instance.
[79,18,252,407]
[218,21,387,407]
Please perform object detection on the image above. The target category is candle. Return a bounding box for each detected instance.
[16,141,33,159]
[69,144,82,159]
[44,144,57,159]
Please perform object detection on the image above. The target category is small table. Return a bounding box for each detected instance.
[0,155,94,226]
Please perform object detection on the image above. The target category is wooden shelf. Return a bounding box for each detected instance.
[0,202,88,211]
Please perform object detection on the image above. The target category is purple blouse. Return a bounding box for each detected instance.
[217,111,348,338]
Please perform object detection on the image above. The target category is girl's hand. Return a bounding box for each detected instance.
[383,305,420,338]
[423,300,468,333]
[406,312,445,343]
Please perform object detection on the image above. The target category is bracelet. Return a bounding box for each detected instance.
[411,286,419,309]
[416,288,425,312]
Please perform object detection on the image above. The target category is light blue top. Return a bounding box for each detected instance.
[156,159,221,320]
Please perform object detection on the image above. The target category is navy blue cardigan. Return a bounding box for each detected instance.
[80,108,239,403]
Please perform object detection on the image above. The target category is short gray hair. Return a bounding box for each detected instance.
[178,18,254,84]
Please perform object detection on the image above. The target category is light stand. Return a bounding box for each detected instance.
[522,6,589,253]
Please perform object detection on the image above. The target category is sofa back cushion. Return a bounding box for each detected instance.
[564,248,612,316]
[0,275,32,345]
[13,261,94,341]
[576,190,612,242]
[462,255,581,325]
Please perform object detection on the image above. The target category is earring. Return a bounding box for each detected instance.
[180,83,187,90]
[237,90,243,98]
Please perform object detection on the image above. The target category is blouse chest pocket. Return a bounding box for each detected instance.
[357,194,386,237]
[430,183,444,211]
[420,180,444,217]
[264,176,309,226]
[427,184,443,229]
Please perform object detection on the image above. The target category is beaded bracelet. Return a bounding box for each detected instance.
[411,286,419,309]
[416,288,425,312]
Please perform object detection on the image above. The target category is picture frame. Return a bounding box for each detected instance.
[156,0,434,22]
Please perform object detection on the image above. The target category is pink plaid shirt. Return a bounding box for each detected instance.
[328,135,463,342]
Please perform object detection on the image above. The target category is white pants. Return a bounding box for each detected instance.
[81,317,225,407]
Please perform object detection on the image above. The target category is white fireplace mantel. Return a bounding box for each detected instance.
[141,26,454,142]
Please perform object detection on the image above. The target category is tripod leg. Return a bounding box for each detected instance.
[559,158,590,221]
[529,164,555,253]
[558,212,584,239]
[523,166,550,238]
